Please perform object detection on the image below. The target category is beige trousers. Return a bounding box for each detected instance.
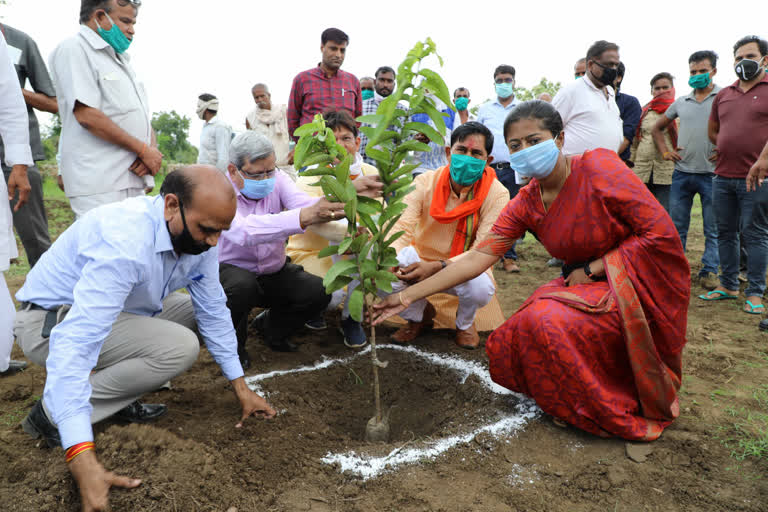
[14,292,200,425]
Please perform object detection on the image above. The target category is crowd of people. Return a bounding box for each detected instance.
[1,1,768,511]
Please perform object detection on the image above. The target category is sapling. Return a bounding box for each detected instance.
[293,38,454,443]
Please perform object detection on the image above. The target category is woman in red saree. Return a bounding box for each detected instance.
[373,100,690,441]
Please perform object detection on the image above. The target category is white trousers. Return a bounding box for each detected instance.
[380,246,495,330]
[0,273,14,372]
[68,187,145,219]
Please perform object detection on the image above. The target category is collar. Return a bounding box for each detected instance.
[152,195,174,254]
[685,85,721,100]
[493,97,518,109]
[728,72,768,90]
[205,115,219,126]
[583,74,613,96]
[79,24,110,51]
[314,64,340,79]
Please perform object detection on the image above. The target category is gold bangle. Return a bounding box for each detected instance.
[662,151,671,158]
[398,292,406,307]
[138,143,148,160]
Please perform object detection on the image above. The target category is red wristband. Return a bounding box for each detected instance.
[65,441,95,463]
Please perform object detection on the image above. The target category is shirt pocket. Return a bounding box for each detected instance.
[99,71,140,117]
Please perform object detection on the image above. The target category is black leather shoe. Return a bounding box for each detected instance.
[113,401,167,423]
[250,310,298,352]
[760,318,768,332]
[265,338,299,352]
[21,400,61,448]
[1,360,27,376]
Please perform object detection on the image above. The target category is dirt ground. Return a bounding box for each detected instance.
[1,201,767,511]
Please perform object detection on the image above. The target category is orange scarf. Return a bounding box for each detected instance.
[429,165,495,257]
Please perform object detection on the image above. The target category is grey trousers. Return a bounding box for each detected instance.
[3,164,51,268]
[14,292,200,426]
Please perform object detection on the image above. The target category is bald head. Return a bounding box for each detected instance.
[162,165,237,252]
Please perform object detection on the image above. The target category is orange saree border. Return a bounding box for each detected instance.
[604,248,681,441]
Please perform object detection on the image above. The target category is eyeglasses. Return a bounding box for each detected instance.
[239,168,276,181]
[494,78,515,84]
[117,0,142,6]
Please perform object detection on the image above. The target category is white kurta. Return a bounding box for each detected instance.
[0,32,33,371]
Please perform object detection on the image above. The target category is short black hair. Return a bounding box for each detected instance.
[616,62,626,78]
[198,93,217,102]
[375,66,395,78]
[493,65,516,79]
[689,50,718,68]
[321,28,349,46]
[453,87,470,97]
[79,0,137,24]
[650,72,674,87]
[733,35,768,57]
[160,167,196,206]
[323,109,358,138]
[450,122,493,155]
[503,100,564,141]
[586,40,619,62]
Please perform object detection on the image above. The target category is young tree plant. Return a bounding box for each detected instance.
[293,38,454,443]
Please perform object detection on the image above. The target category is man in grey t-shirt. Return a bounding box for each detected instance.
[652,50,721,290]
[0,23,57,268]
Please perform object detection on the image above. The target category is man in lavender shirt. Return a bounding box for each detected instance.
[218,132,382,368]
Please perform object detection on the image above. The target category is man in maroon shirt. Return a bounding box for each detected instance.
[287,28,362,150]
[701,35,768,316]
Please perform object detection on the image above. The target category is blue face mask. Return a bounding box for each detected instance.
[508,139,560,180]
[362,89,374,100]
[239,173,276,200]
[495,82,515,99]
[449,154,486,186]
[96,13,132,54]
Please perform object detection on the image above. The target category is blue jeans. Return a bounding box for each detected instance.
[712,176,768,297]
[494,167,519,260]
[669,170,719,275]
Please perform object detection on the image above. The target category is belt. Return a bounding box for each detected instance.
[490,162,511,170]
[20,301,50,311]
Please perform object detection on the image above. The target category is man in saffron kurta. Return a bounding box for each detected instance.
[479,148,689,440]
[384,122,509,348]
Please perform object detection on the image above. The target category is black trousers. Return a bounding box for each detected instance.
[3,164,51,268]
[219,261,330,348]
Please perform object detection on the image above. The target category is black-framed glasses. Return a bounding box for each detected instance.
[239,168,276,181]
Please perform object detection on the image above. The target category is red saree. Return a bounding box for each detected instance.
[479,149,689,441]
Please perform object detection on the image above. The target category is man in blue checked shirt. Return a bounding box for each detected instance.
[15,165,275,511]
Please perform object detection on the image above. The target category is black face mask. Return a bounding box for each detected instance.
[592,61,618,86]
[735,58,764,81]
[167,198,211,255]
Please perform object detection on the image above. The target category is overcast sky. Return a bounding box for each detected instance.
[2,0,766,148]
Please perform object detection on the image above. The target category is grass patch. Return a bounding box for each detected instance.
[716,385,768,461]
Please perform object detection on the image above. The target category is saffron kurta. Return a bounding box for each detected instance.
[478,149,690,440]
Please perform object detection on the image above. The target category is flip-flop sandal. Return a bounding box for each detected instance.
[698,290,738,301]
[743,300,765,315]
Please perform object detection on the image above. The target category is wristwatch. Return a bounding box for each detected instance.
[584,262,598,281]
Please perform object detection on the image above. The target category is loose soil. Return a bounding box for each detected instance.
[1,202,767,511]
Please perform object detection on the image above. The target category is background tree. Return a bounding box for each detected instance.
[514,77,562,101]
[151,110,198,166]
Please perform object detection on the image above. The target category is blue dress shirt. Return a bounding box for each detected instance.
[477,98,520,164]
[16,195,243,448]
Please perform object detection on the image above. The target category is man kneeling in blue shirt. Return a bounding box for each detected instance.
[15,165,275,511]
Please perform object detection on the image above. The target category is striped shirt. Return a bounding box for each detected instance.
[287,65,362,140]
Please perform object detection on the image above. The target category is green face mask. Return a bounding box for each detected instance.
[455,97,469,111]
[96,13,132,54]
[688,72,711,90]
[362,89,374,100]
[449,154,486,186]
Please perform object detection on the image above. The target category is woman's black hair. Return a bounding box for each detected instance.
[503,100,563,141]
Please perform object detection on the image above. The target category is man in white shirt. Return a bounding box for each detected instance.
[196,93,232,174]
[552,41,623,157]
[49,0,161,218]
[245,83,293,176]
[452,87,476,129]
[0,30,32,376]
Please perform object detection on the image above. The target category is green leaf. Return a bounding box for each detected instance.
[347,288,364,323]
[356,196,383,215]
[419,68,454,111]
[301,153,334,168]
[382,201,408,222]
[358,211,378,235]
[380,256,400,267]
[356,114,385,125]
[337,237,354,255]
[300,166,334,177]
[389,163,420,181]
[334,154,352,183]
[384,176,413,196]
[319,175,349,202]
[293,122,320,138]
[349,233,369,254]
[395,140,432,153]
[365,147,391,166]
[323,260,358,290]
[293,135,314,168]
[419,99,447,135]
[382,229,406,248]
[344,194,358,224]
[318,244,340,258]
[325,275,353,295]
[403,121,444,146]
[375,277,394,294]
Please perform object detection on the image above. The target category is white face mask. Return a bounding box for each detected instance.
[350,153,363,176]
